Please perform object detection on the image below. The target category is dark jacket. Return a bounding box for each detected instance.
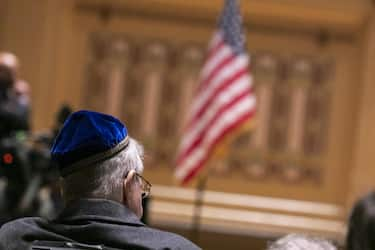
[0,199,200,250]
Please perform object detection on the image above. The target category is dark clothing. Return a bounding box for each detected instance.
[0,199,200,250]
[0,90,29,138]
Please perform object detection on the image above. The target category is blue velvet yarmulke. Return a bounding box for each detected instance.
[51,110,128,176]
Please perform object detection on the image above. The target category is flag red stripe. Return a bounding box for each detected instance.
[181,110,255,185]
[177,90,252,166]
[198,53,236,95]
[188,67,249,129]
[196,41,226,93]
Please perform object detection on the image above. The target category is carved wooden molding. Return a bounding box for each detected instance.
[84,33,332,184]
[75,0,369,38]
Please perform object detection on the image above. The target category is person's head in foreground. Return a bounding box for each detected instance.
[268,234,336,250]
[54,110,147,218]
[346,191,375,250]
[0,110,200,250]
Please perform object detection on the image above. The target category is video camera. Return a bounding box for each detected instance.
[0,132,56,222]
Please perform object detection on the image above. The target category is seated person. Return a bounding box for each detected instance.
[268,234,336,250]
[0,110,200,250]
[346,191,375,250]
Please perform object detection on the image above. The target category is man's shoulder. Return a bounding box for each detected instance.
[1,216,44,228]
[0,217,45,235]
[0,217,47,249]
[142,226,201,249]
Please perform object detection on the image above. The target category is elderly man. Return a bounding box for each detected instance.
[0,110,200,249]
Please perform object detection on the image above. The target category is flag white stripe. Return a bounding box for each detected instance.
[177,94,254,175]
[189,56,249,124]
[200,43,231,81]
[175,97,256,179]
[179,74,252,153]
[205,96,255,148]
[175,96,256,179]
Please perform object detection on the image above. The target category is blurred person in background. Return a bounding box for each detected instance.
[0,110,200,250]
[0,64,30,223]
[0,64,29,136]
[0,56,62,224]
[268,234,337,250]
[0,52,31,109]
[346,191,375,250]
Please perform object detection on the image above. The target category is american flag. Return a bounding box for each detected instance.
[174,0,256,185]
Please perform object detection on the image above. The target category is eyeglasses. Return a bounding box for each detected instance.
[135,173,152,199]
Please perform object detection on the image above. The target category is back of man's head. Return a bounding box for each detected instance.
[61,137,144,202]
[52,110,146,218]
[268,234,336,250]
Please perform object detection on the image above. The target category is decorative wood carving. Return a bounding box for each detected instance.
[84,33,331,184]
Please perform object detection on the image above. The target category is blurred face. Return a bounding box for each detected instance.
[0,53,19,75]
[122,170,143,218]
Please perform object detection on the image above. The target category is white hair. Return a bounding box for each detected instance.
[62,137,144,202]
[268,234,337,250]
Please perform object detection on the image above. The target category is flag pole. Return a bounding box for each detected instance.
[191,175,208,244]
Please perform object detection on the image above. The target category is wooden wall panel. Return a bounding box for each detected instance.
[348,11,375,206]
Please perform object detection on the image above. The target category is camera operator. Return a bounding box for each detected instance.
[0,64,30,223]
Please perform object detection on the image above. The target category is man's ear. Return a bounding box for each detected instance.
[124,170,136,188]
[123,170,136,201]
